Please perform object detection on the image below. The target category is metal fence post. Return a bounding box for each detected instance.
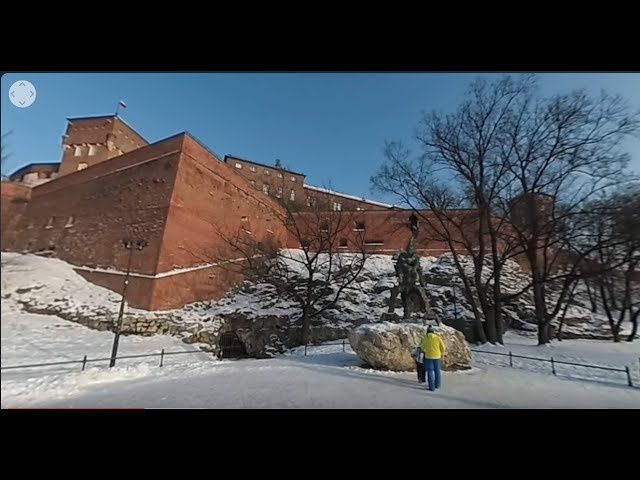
[625,366,633,387]
[82,355,87,371]
[551,357,556,375]
[304,344,307,357]
[342,340,345,352]
[160,348,165,367]
[509,351,513,367]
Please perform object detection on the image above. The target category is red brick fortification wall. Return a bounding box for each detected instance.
[1,182,32,250]
[149,136,288,309]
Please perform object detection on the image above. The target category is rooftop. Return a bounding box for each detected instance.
[303,184,396,209]
[9,163,61,180]
[224,154,305,177]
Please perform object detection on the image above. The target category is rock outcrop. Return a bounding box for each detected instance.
[348,322,471,371]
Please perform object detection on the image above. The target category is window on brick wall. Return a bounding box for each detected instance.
[276,187,283,198]
[45,217,55,229]
[74,146,82,156]
[320,221,329,232]
[77,162,88,171]
[307,196,315,207]
[88,145,97,156]
[277,173,283,178]
[332,202,342,211]
[250,180,256,186]
[262,184,270,195]
[289,189,296,201]
[354,221,365,231]
[339,238,348,248]
[264,170,270,176]
[291,176,296,182]
[65,215,75,228]
[235,163,243,169]
[249,166,256,172]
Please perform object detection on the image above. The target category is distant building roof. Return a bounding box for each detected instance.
[224,154,305,177]
[303,184,396,209]
[9,163,60,180]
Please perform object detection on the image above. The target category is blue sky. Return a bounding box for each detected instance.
[2,73,639,203]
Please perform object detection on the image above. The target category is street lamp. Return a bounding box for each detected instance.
[109,239,147,368]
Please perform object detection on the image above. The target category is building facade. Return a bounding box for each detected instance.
[2,114,506,310]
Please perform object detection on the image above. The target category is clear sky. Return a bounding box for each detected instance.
[2,73,639,203]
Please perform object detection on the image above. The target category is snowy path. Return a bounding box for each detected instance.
[16,353,640,409]
[2,311,640,408]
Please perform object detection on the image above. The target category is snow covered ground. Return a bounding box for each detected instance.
[2,251,639,408]
[2,310,639,408]
[472,332,640,387]
[1,305,212,407]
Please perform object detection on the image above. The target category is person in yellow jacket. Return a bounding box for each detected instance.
[419,325,446,391]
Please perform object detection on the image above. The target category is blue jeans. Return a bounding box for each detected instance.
[424,359,441,391]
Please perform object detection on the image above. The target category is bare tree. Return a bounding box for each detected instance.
[498,85,640,344]
[214,183,371,345]
[372,76,535,344]
[372,74,640,345]
[584,186,640,342]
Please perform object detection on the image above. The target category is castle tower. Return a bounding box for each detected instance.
[57,115,148,176]
[508,191,554,234]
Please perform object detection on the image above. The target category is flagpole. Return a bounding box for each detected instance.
[115,101,121,117]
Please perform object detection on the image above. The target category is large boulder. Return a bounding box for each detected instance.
[348,322,471,371]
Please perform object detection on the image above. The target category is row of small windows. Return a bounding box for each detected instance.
[319,220,366,232]
[258,184,296,201]
[234,162,296,182]
[43,216,75,229]
[304,238,384,248]
[73,145,98,157]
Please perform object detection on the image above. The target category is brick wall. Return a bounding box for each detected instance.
[3,137,183,276]
[149,136,288,308]
[287,209,489,257]
[1,182,32,250]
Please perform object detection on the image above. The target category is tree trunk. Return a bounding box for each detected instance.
[627,309,639,342]
[538,320,552,345]
[533,281,549,345]
[599,282,619,342]
[612,325,620,343]
[527,245,549,345]
[492,256,504,345]
[556,280,578,342]
[585,280,598,313]
[483,307,498,344]
[301,305,311,345]
[452,257,487,344]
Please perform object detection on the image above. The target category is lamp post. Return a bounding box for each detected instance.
[109,239,147,368]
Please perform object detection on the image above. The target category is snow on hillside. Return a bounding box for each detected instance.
[1,306,212,407]
[1,252,123,314]
[1,249,630,352]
